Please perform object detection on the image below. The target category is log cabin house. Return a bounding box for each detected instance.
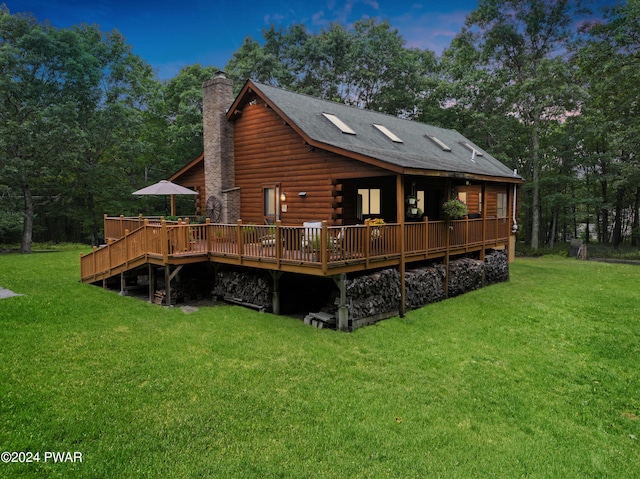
[81,72,524,330]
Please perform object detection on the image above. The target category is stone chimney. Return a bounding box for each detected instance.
[202,71,239,223]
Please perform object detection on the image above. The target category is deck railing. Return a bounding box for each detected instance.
[81,216,511,282]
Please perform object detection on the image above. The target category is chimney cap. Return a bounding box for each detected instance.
[214,70,227,79]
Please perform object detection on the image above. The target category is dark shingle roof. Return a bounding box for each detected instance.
[244,81,523,182]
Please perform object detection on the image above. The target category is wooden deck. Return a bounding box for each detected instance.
[80,216,511,284]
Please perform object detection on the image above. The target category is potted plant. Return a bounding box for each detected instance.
[242,224,258,242]
[442,198,468,219]
[366,218,386,239]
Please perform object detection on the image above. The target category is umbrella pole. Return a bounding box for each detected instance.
[170,195,176,217]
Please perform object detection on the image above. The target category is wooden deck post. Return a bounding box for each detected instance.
[143,219,150,254]
[321,221,328,274]
[124,229,129,268]
[161,220,168,264]
[464,216,469,251]
[270,271,283,315]
[508,234,516,263]
[236,219,244,261]
[275,220,282,268]
[396,175,406,318]
[364,220,371,269]
[481,184,488,286]
[205,218,211,253]
[91,246,97,283]
[119,272,126,296]
[480,183,487,260]
[148,263,154,303]
[424,216,429,254]
[444,220,450,298]
[165,265,171,306]
[334,273,349,331]
[164,265,183,306]
[106,240,112,277]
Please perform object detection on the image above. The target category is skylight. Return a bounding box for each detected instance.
[460,141,484,157]
[373,124,403,143]
[426,135,452,152]
[322,113,356,135]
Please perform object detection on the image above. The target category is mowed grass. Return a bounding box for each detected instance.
[1,251,639,478]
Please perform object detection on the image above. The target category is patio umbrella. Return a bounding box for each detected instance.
[132,180,198,216]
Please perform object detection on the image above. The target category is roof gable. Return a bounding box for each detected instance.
[229,80,523,183]
[168,152,204,183]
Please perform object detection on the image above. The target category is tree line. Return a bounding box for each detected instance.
[1,1,638,252]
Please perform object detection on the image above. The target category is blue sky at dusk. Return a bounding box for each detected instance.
[9,0,619,79]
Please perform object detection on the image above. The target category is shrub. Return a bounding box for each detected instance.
[442,198,468,219]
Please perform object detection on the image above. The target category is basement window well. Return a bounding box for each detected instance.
[322,113,356,135]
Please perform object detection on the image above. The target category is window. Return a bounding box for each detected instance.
[264,187,276,217]
[457,191,467,205]
[497,192,507,218]
[357,188,381,219]
[417,191,425,213]
[373,124,403,143]
[426,135,452,151]
[322,113,356,135]
[459,141,484,158]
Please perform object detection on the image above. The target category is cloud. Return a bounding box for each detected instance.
[264,13,286,24]
[311,10,327,26]
[310,0,381,27]
[390,10,469,54]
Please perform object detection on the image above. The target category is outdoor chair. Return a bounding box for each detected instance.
[260,229,278,247]
[301,221,323,251]
[329,227,345,256]
[301,222,346,254]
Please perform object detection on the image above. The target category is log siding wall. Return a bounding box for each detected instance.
[485,184,510,218]
[232,99,390,225]
[174,167,205,216]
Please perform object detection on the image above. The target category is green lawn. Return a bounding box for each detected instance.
[1,251,639,478]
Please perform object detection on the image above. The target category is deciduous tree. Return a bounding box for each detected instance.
[443,0,586,249]
[0,7,158,249]
[225,19,438,117]
[575,0,640,246]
